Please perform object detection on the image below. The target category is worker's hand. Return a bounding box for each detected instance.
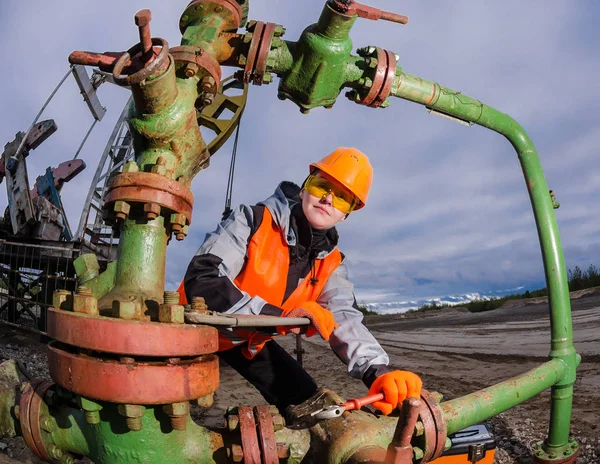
[278,302,338,341]
[368,370,422,415]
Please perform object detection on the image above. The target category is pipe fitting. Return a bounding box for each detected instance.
[73,253,100,285]
[144,203,161,220]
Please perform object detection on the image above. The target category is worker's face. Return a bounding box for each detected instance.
[300,173,351,230]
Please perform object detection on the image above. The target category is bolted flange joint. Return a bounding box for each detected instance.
[73,286,98,316]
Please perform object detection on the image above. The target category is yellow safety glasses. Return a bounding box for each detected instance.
[303,175,357,214]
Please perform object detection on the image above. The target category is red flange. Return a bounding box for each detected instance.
[255,405,278,464]
[241,21,277,85]
[104,172,195,224]
[47,308,218,357]
[47,342,219,404]
[361,48,396,108]
[238,406,262,464]
[419,390,448,461]
[19,381,54,462]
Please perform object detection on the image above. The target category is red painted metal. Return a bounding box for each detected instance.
[361,48,396,108]
[19,382,45,460]
[134,9,154,60]
[19,381,53,461]
[183,0,243,31]
[47,343,219,404]
[243,21,265,84]
[104,172,195,224]
[113,37,170,86]
[238,406,262,464]
[46,308,218,357]
[253,22,277,85]
[421,390,448,461]
[255,405,278,464]
[170,45,222,87]
[533,452,580,464]
[342,392,384,411]
[329,0,409,25]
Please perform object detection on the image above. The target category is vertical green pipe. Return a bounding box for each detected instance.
[112,216,167,304]
[391,71,578,451]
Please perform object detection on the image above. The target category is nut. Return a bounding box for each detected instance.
[74,253,100,283]
[48,445,63,460]
[163,402,189,417]
[113,299,142,320]
[159,304,185,323]
[118,404,145,431]
[40,415,54,432]
[195,393,214,408]
[184,62,199,78]
[79,397,103,425]
[227,414,239,432]
[231,444,244,462]
[73,292,98,316]
[201,76,216,92]
[134,9,151,27]
[52,290,72,311]
[123,162,139,173]
[277,443,290,459]
[272,414,285,431]
[144,203,161,220]
[113,200,131,221]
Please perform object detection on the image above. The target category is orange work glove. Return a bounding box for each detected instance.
[277,302,338,341]
[368,370,422,415]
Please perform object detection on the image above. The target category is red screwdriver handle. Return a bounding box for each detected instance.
[343,393,385,411]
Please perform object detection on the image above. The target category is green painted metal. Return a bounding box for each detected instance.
[276,3,357,111]
[48,402,222,464]
[390,70,579,457]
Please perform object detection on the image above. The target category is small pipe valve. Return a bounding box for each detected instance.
[328,0,409,25]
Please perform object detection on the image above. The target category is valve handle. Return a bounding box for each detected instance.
[329,0,409,25]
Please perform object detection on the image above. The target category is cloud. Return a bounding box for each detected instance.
[0,0,597,303]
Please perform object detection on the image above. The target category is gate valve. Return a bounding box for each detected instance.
[328,0,409,25]
[68,9,169,86]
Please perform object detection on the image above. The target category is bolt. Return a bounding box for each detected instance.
[231,444,244,462]
[367,57,378,68]
[238,55,247,65]
[164,291,180,305]
[227,414,239,432]
[196,393,214,408]
[202,93,215,107]
[413,447,424,460]
[13,405,20,420]
[163,402,189,431]
[191,296,208,313]
[300,108,310,114]
[262,73,273,84]
[134,10,153,58]
[354,92,362,103]
[144,203,161,220]
[151,158,167,176]
[113,200,131,221]
[53,289,71,310]
[380,99,390,108]
[79,397,103,425]
[277,443,290,459]
[272,414,285,431]
[123,161,139,173]
[273,25,286,37]
[181,15,189,23]
[246,20,257,31]
[201,76,216,92]
[176,232,186,241]
[549,453,557,459]
[184,62,199,78]
[393,53,400,63]
[40,415,54,432]
[413,421,424,436]
[215,5,223,12]
[48,445,63,460]
[60,456,74,464]
[159,303,185,323]
[363,77,373,88]
[277,92,287,101]
[76,286,92,296]
[118,404,145,432]
[345,90,357,101]
[564,450,572,456]
[85,410,101,425]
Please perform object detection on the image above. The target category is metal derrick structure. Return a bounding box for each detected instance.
[0,0,580,463]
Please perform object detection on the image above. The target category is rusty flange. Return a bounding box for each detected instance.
[104,172,194,225]
[19,381,54,462]
[419,390,448,462]
[47,342,219,404]
[241,21,277,85]
[360,48,396,108]
[180,0,243,32]
[238,406,262,464]
[170,45,222,86]
[533,449,580,464]
[255,405,278,464]
[46,308,218,357]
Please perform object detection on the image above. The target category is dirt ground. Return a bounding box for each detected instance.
[1,290,599,463]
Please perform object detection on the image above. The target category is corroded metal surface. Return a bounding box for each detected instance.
[182,0,243,33]
[46,308,218,357]
[361,48,396,108]
[238,406,261,464]
[47,343,219,404]
[113,38,170,86]
[104,172,194,224]
[19,381,52,461]
[387,397,421,463]
[170,45,222,86]
[420,390,447,461]
[253,22,277,85]
[255,405,278,464]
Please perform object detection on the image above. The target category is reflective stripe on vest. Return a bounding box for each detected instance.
[178,207,342,359]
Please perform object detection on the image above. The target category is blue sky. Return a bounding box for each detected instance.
[0,1,598,304]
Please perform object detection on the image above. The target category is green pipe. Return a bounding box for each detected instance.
[391,71,579,451]
[441,359,567,433]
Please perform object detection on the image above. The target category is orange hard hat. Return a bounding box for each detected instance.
[309,147,373,210]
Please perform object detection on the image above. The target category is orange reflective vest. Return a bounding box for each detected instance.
[178,207,342,359]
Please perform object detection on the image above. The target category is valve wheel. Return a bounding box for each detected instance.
[197,74,248,157]
[113,37,170,86]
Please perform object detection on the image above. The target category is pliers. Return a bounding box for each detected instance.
[310,393,384,420]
